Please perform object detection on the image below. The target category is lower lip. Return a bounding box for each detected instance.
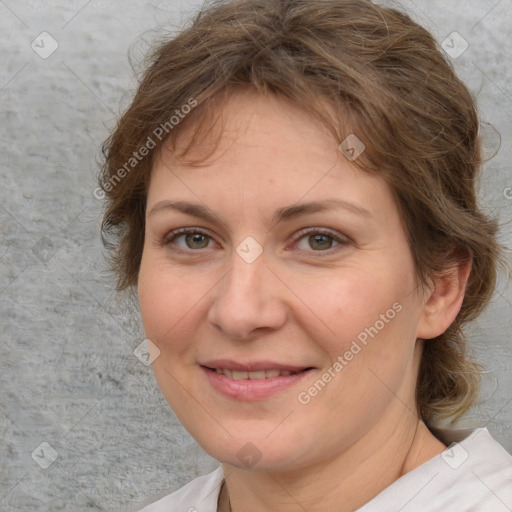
[201,366,314,401]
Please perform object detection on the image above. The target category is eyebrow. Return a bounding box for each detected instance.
[148,198,372,225]
[272,199,372,223]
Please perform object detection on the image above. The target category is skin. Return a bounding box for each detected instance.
[138,89,469,512]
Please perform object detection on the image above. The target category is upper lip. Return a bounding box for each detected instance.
[200,359,313,372]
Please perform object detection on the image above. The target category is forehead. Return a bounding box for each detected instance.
[148,90,395,222]
[169,90,335,161]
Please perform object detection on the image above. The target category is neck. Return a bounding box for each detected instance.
[219,419,445,512]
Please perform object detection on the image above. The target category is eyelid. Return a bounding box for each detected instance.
[289,227,351,249]
[162,227,220,250]
[161,226,351,253]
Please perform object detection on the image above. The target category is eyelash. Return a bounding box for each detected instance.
[161,227,350,255]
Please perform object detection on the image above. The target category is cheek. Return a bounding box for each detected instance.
[137,257,209,413]
[301,271,419,421]
[304,260,420,392]
[312,268,406,343]
[137,256,207,356]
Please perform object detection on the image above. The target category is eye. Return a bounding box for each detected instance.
[161,227,349,254]
[293,228,348,252]
[163,228,216,251]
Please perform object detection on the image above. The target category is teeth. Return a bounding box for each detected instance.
[248,371,266,380]
[214,368,299,379]
[231,370,249,380]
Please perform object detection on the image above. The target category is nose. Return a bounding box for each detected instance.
[207,250,287,341]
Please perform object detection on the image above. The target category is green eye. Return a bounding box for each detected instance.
[164,227,348,254]
[295,229,345,251]
[184,232,210,249]
[164,229,215,250]
[307,233,335,250]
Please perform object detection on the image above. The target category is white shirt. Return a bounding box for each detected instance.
[137,428,512,511]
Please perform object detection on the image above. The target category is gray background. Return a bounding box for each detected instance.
[1,1,511,511]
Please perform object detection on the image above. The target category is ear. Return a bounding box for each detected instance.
[416,258,471,340]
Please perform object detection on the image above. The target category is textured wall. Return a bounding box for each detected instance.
[1,1,511,511]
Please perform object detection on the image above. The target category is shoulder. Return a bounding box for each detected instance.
[358,428,512,512]
[136,466,224,512]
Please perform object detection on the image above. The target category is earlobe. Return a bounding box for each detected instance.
[416,259,471,340]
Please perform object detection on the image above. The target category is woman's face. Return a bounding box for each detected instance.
[138,90,430,471]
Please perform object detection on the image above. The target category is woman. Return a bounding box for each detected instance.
[99,0,512,510]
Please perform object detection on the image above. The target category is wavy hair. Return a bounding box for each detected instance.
[99,0,503,425]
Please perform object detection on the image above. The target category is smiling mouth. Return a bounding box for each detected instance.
[206,368,306,379]
[201,363,315,400]
[202,365,315,381]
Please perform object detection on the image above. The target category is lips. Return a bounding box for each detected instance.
[201,359,311,376]
[212,368,299,379]
[200,359,314,400]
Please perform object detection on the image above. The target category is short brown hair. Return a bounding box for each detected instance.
[99,0,503,425]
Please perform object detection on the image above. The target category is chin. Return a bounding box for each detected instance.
[188,424,318,474]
